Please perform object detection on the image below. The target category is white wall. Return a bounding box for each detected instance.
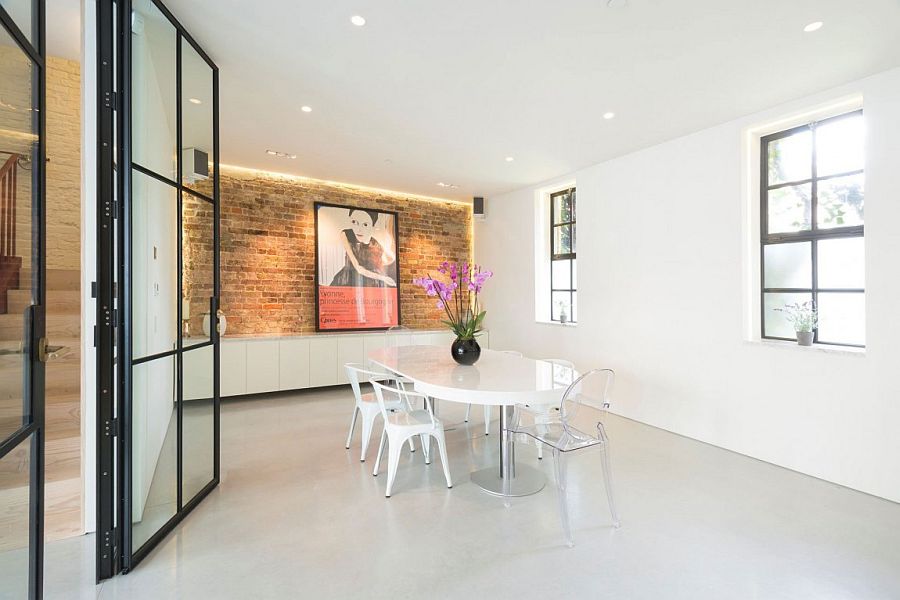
[476,67,900,503]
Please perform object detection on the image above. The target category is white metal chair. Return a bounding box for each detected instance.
[344,364,415,462]
[370,381,453,497]
[505,368,620,547]
[465,350,523,435]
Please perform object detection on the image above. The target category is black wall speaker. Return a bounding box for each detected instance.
[473,196,485,219]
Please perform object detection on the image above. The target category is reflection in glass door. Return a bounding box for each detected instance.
[97,0,219,576]
[0,1,46,598]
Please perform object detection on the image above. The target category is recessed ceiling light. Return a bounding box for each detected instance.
[603,112,616,120]
[505,156,514,162]
[266,149,296,158]
[301,105,312,113]
[803,21,823,33]
[189,97,202,105]
[436,182,459,189]
[266,149,277,156]
[350,15,366,27]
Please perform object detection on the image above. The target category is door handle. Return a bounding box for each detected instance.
[37,338,72,362]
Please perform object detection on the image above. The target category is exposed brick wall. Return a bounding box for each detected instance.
[183,167,472,335]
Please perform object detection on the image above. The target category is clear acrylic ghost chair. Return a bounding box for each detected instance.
[505,368,620,547]
[465,350,524,435]
[529,359,576,460]
[370,381,453,497]
[344,364,415,461]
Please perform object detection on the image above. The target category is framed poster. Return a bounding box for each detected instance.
[314,202,401,331]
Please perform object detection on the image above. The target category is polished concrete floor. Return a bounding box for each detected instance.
[43,386,900,599]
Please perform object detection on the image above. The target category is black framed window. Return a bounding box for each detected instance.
[550,187,576,323]
[760,110,865,347]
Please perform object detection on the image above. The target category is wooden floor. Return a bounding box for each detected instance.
[0,269,82,550]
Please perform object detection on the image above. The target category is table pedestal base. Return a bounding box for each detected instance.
[470,465,545,497]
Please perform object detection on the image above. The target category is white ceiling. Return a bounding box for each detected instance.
[159,1,900,199]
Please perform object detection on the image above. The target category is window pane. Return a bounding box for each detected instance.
[571,259,577,289]
[183,346,214,503]
[767,184,811,233]
[763,242,811,289]
[553,225,572,256]
[768,130,811,185]
[182,192,214,349]
[817,293,865,346]
[182,41,213,190]
[551,259,571,290]
[132,170,178,360]
[551,291,572,322]
[0,0,35,44]
[816,113,864,177]
[817,173,864,229]
[132,355,177,552]
[553,192,572,224]
[132,0,177,180]
[818,237,864,289]
[0,433,31,599]
[763,292,812,339]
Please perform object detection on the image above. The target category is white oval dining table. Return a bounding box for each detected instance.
[368,345,576,496]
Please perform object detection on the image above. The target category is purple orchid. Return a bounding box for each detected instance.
[413,260,492,340]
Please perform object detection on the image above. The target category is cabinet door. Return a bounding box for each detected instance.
[221,342,247,396]
[246,340,280,394]
[337,336,365,384]
[279,339,310,390]
[309,337,339,387]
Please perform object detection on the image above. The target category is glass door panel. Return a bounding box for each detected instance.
[181,42,212,194]
[131,355,178,551]
[0,1,44,596]
[182,191,212,350]
[182,345,213,502]
[131,0,177,181]
[109,0,220,571]
[0,434,32,599]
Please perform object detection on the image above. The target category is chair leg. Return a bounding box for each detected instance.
[552,449,574,547]
[360,411,377,462]
[345,406,359,449]
[408,436,416,453]
[597,423,621,528]
[465,404,471,422]
[385,436,403,498]
[484,405,491,436]
[434,431,453,488]
[420,434,431,464]
[373,430,387,476]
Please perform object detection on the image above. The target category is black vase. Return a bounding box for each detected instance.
[451,337,481,365]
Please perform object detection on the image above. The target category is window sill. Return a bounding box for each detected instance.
[746,338,865,357]
[535,320,577,328]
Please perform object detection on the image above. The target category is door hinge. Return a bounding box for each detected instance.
[103,90,116,110]
[104,418,119,438]
[101,527,118,561]
[91,281,97,298]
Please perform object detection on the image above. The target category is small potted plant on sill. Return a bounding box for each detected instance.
[776,301,818,346]
[414,261,493,365]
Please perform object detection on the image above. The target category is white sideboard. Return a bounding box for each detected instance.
[183,329,490,399]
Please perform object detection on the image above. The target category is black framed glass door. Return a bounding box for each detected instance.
[96,0,219,579]
[0,1,46,598]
